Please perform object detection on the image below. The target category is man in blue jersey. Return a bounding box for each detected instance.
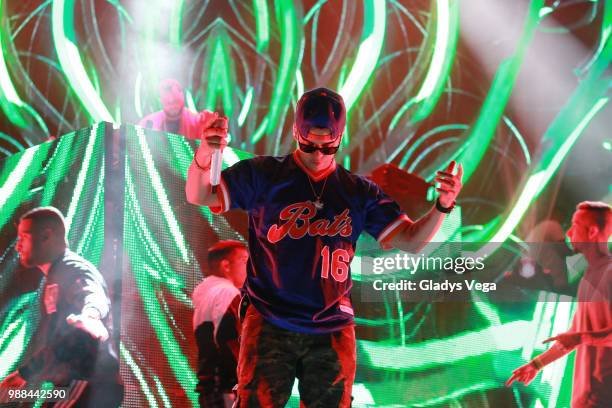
[186,88,463,407]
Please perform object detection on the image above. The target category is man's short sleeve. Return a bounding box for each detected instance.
[211,159,260,213]
[363,181,412,246]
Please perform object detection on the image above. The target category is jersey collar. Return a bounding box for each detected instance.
[292,150,337,182]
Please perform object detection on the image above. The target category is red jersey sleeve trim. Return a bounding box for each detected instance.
[209,178,230,214]
[377,214,412,244]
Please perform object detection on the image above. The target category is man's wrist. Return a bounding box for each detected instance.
[530,357,544,370]
[193,155,211,170]
[435,198,455,213]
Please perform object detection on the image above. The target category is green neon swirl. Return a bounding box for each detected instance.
[253,0,301,143]
[303,0,328,23]
[169,0,185,48]
[410,0,459,123]
[413,0,454,100]
[338,0,386,113]
[205,32,234,117]
[488,97,608,245]
[51,0,113,122]
[238,87,254,126]
[0,0,27,127]
[358,320,531,371]
[253,0,270,52]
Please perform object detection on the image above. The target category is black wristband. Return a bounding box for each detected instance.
[435,198,455,213]
[531,358,544,370]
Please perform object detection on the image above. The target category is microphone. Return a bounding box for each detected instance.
[210,148,222,193]
[209,117,226,193]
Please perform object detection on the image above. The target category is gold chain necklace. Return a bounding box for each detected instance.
[305,158,334,210]
[306,175,329,210]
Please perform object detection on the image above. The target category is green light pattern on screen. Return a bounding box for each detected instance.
[65,123,102,232]
[51,0,113,122]
[471,291,501,326]
[459,0,545,184]
[237,86,254,127]
[339,0,386,113]
[169,0,185,48]
[0,292,38,378]
[253,0,270,52]
[124,163,189,302]
[486,96,609,248]
[0,143,53,231]
[204,29,235,118]
[396,124,467,168]
[135,127,191,263]
[125,165,197,406]
[411,0,459,123]
[120,342,160,408]
[359,320,531,371]
[0,0,609,404]
[76,160,104,257]
[503,116,531,165]
[0,0,27,128]
[40,131,80,205]
[153,375,172,408]
[252,0,301,144]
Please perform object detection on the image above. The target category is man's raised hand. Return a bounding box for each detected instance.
[198,111,228,155]
[434,161,463,208]
[66,313,109,341]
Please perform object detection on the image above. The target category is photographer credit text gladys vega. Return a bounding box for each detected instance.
[367,253,497,294]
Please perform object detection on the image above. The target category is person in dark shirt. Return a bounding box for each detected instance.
[192,240,248,408]
[0,206,123,407]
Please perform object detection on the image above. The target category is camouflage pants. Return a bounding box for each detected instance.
[235,306,355,408]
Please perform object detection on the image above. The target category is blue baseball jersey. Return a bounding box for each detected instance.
[213,151,411,333]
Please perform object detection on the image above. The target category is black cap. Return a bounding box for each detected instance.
[295,87,346,141]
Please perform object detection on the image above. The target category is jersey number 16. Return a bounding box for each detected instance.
[320,246,350,283]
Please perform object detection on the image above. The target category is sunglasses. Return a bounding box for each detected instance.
[298,142,339,155]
